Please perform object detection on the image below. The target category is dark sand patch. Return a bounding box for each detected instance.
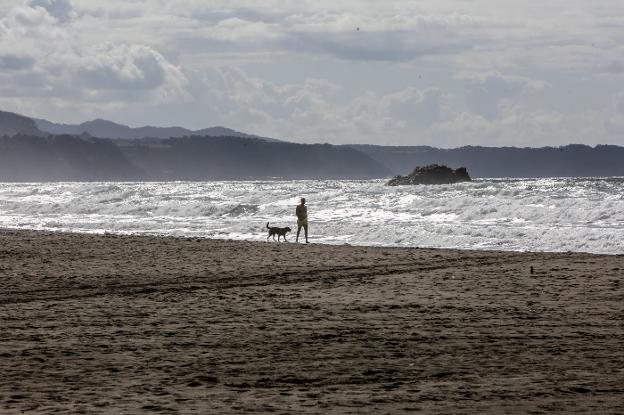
[1,229,623,413]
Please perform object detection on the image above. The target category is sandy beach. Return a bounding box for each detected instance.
[1,229,623,414]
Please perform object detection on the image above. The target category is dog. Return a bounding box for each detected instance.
[266,222,291,242]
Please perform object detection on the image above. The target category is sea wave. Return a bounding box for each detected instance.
[0,178,623,254]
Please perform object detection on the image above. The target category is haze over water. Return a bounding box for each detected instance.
[0,178,623,254]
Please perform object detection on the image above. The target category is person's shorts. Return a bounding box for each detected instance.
[297,218,308,227]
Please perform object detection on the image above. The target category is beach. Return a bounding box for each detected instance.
[1,229,623,414]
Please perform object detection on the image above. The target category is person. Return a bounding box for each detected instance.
[296,197,309,243]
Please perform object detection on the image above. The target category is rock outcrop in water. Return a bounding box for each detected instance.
[387,164,471,185]
[350,144,624,178]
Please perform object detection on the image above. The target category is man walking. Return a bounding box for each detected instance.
[296,197,309,243]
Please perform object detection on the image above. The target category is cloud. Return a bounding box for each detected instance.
[1,2,60,32]
[0,1,190,121]
[1,0,624,147]
[344,87,444,136]
[278,13,479,62]
[208,18,281,42]
[604,61,624,74]
[27,0,75,22]
[75,43,187,94]
[614,91,624,113]
[188,67,342,135]
[0,54,35,70]
[182,67,448,144]
[457,72,549,120]
[285,31,464,62]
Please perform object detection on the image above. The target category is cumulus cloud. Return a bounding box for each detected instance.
[208,18,281,42]
[343,87,444,135]
[75,43,187,95]
[187,67,343,138]
[179,67,448,144]
[1,0,624,146]
[457,72,549,120]
[0,3,63,35]
[27,0,75,22]
[0,1,189,119]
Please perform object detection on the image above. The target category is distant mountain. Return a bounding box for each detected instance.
[350,144,624,178]
[0,110,42,137]
[2,110,391,180]
[3,109,624,180]
[0,134,143,181]
[0,133,390,181]
[33,117,281,142]
[116,137,391,180]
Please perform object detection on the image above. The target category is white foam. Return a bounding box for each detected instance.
[0,178,623,254]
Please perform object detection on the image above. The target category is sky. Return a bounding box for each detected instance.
[1,0,624,147]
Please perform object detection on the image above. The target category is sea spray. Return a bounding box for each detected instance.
[0,178,623,254]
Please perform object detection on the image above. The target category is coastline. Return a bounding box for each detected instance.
[1,228,623,413]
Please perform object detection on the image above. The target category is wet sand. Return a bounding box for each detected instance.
[1,229,623,414]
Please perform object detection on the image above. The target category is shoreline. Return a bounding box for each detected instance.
[1,226,621,257]
[1,228,623,413]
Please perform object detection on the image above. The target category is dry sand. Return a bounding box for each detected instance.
[1,229,623,414]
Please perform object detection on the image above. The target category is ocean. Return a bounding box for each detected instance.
[0,178,622,254]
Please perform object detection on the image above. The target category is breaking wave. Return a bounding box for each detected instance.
[0,178,623,254]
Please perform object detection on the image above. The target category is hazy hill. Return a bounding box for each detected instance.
[118,137,390,180]
[0,134,390,181]
[34,117,280,142]
[350,144,624,178]
[0,110,388,180]
[0,110,42,137]
[3,109,624,180]
[0,135,143,181]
